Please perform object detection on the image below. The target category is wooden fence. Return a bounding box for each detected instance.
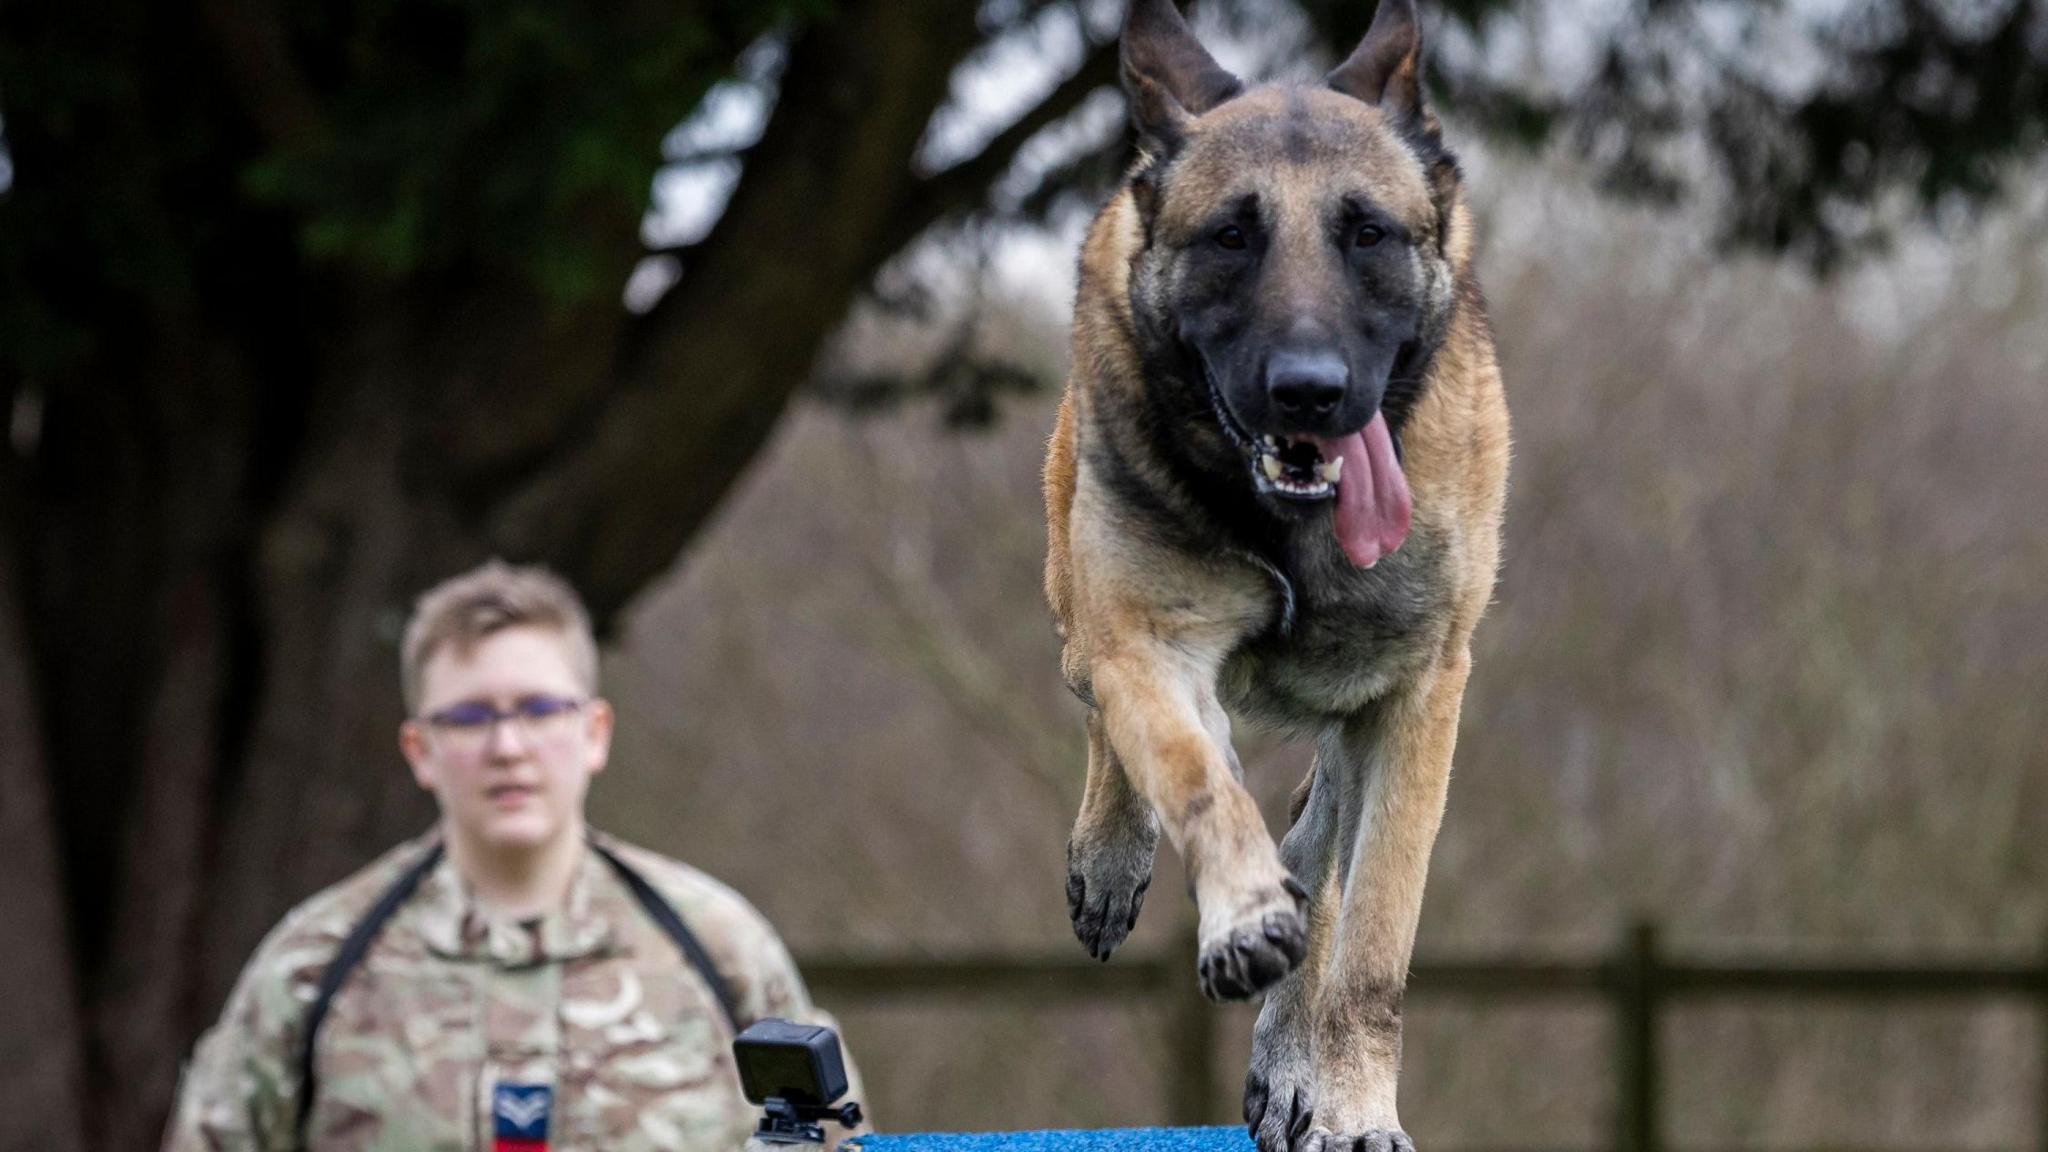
[799,922,2048,1152]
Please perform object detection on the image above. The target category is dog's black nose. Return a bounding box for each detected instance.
[1266,350,1348,421]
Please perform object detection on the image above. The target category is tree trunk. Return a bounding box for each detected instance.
[79,330,267,1150]
[194,358,459,1015]
[0,513,87,1152]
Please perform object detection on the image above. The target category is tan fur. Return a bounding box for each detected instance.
[1044,56,1508,1152]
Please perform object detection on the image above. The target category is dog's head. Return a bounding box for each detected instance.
[1120,0,1463,566]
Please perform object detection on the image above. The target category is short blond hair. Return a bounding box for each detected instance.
[400,559,599,712]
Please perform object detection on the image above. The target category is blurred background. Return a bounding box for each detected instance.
[3,1,2047,1150]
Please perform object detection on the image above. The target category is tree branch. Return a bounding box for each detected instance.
[488,8,1124,625]
[885,35,1121,258]
[487,0,988,622]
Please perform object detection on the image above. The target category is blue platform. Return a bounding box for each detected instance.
[847,1128,1253,1151]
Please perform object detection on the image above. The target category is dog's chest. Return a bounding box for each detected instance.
[1220,525,1450,723]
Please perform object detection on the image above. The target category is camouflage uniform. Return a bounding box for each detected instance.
[163,830,865,1151]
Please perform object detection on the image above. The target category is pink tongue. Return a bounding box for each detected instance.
[1311,412,1412,568]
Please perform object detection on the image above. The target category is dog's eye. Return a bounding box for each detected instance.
[1215,225,1246,251]
[1354,225,1385,249]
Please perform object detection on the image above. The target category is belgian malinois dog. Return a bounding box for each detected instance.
[1042,1,1508,1147]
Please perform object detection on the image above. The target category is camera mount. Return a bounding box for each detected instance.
[754,1097,866,1146]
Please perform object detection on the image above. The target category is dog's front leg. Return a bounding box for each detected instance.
[1246,742,1343,1150]
[1067,707,1160,961]
[1300,654,1471,1152]
[1094,643,1307,1001]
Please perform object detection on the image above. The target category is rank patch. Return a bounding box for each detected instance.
[492,1082,552,1152]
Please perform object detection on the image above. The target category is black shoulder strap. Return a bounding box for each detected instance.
[295,840,445,1145]
[590,840,744,1036]
[292,839,741,1145]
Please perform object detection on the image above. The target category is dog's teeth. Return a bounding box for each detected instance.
[1316,458,1342,484]
[1262,454,1283,481]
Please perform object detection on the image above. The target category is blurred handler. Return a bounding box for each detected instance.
[164,560,864,1151]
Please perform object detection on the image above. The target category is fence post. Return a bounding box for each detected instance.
[1613,920,1662,1152]
[2038,929,2048,1152]
[1166,924,1217,1124]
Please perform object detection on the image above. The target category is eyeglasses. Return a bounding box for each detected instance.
[419,694,587,755]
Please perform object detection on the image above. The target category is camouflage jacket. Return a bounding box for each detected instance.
[163,830,865,1152]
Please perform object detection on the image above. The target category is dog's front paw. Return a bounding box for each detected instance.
[1246,979,1316,1151]
[1296,1128,1415,1152]
[1065,834,1155,961]
[1197,876,1307,1001]
[1244,1066,1315,1152]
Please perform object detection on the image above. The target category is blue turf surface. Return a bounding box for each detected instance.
[845,1128,1253,1151]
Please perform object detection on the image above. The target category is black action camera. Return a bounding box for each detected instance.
[733,1019,864,1145]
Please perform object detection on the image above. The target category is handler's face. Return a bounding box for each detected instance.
[400,626,612,856]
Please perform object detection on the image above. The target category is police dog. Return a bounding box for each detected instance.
[1042,1,1508,1148]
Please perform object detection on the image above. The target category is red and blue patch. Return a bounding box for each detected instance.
[492,1082,552,1152]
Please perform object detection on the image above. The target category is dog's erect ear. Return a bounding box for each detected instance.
[1122,0,1243,154]
[1327,0,1430,132]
